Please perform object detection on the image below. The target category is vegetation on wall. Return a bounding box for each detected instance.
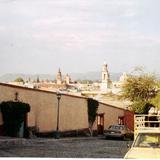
[87,98,99,136]
[121,69,159,113]
[0,101,30,137]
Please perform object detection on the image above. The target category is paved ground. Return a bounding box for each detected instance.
[0,136,133,158]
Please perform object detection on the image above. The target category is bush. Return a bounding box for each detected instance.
[0,101,30,137]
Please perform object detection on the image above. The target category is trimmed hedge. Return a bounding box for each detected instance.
[0,101,30,137]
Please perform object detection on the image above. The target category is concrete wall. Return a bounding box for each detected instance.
[93,102,125,130]
[0,83,130,135]
[0,83,88,133]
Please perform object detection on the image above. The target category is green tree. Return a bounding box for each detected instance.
[14,77,24,83]
[151,92,160,109]
[121,73,158,113]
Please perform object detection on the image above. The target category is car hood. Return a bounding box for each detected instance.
[124,147,160,159]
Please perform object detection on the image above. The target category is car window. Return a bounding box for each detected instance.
[108,125,125,130]
[134,133,160,148]
[115,126,119,130]
[119,126,124,130]
[109,125,117,130]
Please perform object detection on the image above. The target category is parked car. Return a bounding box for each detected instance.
[105,125,134,140]
[124,129,160,159]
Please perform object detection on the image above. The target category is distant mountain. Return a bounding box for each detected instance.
[0,74,54,83]
[0,72,122,82]
[69,72,122,81]
[69,72,101,81]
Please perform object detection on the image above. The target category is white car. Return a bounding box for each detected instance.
[124,129,160,159]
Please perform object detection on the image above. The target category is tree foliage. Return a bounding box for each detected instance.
[121,74,157,102]
[131,101,154,114]
[151,92,160,109]
[121,73,158,113]
[14,77,24,83]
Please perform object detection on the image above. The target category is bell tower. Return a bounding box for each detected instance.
[64,74,71,85]
[101,62,111,92]
[102,63,110,83]
[56,68,62,85]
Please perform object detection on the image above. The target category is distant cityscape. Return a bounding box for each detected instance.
[0,71,122,82]
[0,64,123,89]
[0,63,133,109]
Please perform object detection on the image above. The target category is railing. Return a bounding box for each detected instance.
[134,114,160,139]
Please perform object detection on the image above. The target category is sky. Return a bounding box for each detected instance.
[0,0,160,76]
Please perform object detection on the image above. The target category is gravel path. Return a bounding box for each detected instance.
[0,136,133,158]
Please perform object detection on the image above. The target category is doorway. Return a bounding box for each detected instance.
[97,113,104,135]
[118,116,124,125]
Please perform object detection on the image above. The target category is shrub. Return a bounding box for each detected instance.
[0,101,30,137]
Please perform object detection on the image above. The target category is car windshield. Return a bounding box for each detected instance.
[134,133,160,148]
[109,125,124,130]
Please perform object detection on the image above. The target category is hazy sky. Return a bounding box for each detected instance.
[0,0,160,76]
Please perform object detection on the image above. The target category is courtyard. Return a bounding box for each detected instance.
[0,136,133,158]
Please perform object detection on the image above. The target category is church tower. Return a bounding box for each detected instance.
[56,68,62,85]
[102,63,110,83]
[100,62,111,92]
[64,74,71,85]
